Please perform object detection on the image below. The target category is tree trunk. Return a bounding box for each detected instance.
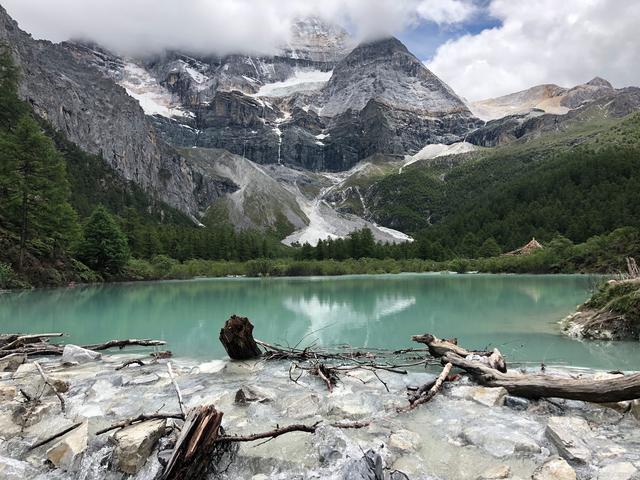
[161,405,225,480]
[219,315,262,360]
[442,353,640,403]
[18,188,27,271]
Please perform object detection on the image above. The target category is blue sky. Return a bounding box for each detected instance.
[398,6,500,61]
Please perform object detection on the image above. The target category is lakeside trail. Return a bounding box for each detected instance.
[0,330,639,479]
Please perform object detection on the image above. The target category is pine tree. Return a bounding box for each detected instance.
[0,116,79,270]
[478,237,502,258]
[77,206,129,275]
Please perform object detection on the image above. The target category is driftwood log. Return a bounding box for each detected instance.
[219,316,262,360]
[415,333,640,403]
[443,353,640,403]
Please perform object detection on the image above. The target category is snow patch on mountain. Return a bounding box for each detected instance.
[280,162,412,246]
[254,69,333,98]
[119,62,190,118]
[400,141,478,173]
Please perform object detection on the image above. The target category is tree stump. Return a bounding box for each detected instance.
[219,315,262,360]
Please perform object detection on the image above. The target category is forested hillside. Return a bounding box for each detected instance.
[368,112,640,255]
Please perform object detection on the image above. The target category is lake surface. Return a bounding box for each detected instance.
[1,273,637,370]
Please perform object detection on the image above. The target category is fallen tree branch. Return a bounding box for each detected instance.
[28,422,83,450]
[0,333,63,351]
[398,362,453,412]
[96,413,185,435]
[33,361,65,412]
[115,359,147,370]
[168,362,186,417]
[215,421,321,443]
[82,339,166,351]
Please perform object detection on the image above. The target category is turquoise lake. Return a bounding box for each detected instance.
[1,273,637,370]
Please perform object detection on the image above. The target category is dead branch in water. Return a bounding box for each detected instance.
[33,361,65,412]
[216,421,321,443]
[115,359,147,370]
[96,413,185,435]
[82,339,166,351]
[168,362,186,417]
[398,362,453,412]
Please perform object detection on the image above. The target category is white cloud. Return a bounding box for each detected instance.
[2,0,476,56]
[427,0,640,100]
[416,0,477,24]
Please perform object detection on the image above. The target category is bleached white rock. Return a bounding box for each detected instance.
[545,416,592,463]
[113,419,166,474]
[46,421,89,470]
[532,456,576,480]
[61,345,101,365]
[597,462,638,480]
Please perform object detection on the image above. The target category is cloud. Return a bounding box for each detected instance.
[2,0,476,56]
[427,0,640,100]
[416,0,477,24]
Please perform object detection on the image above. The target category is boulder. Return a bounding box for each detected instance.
[532,456,576,480]
[234,385,276,405]
[0,455,39,479]
[341,449,384,480]
[461,424,540,457]
[477,464,511,479]
[0,384,16,401]
[61,344,101,365]
[0,353,25,372]
[46,421,89,470]
[545,416,592,463]
[470,387,508,407]
[597,462,638,480]
[113,419,166,474]
[388,430,421,452]
[451,386,507,407]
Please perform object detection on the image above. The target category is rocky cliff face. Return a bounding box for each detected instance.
[63,28,482,173]
[0,6,236,218]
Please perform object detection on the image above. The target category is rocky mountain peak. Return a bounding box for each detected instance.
[585,76,613,88]
[283,16,352,63]
[320,36,472,118]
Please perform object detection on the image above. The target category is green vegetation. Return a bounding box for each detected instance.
[369,112,640,256]
[77,206,130,275]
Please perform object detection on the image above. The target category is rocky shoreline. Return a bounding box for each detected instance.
[1,347,639,480]
[561,278,640,341]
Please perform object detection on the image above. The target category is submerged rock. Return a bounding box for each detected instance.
[112,419,166,474]
[545,416,592,463]
[61,345,101,365]
[0,455,39,479]
[46,421,89,470]
[531,456,576,480]
[504,395,530,411]
[597,462,638,480]
[476,464,511,479]
[450,386,508,407]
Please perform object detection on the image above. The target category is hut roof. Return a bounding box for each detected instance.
[503,238,543,256]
